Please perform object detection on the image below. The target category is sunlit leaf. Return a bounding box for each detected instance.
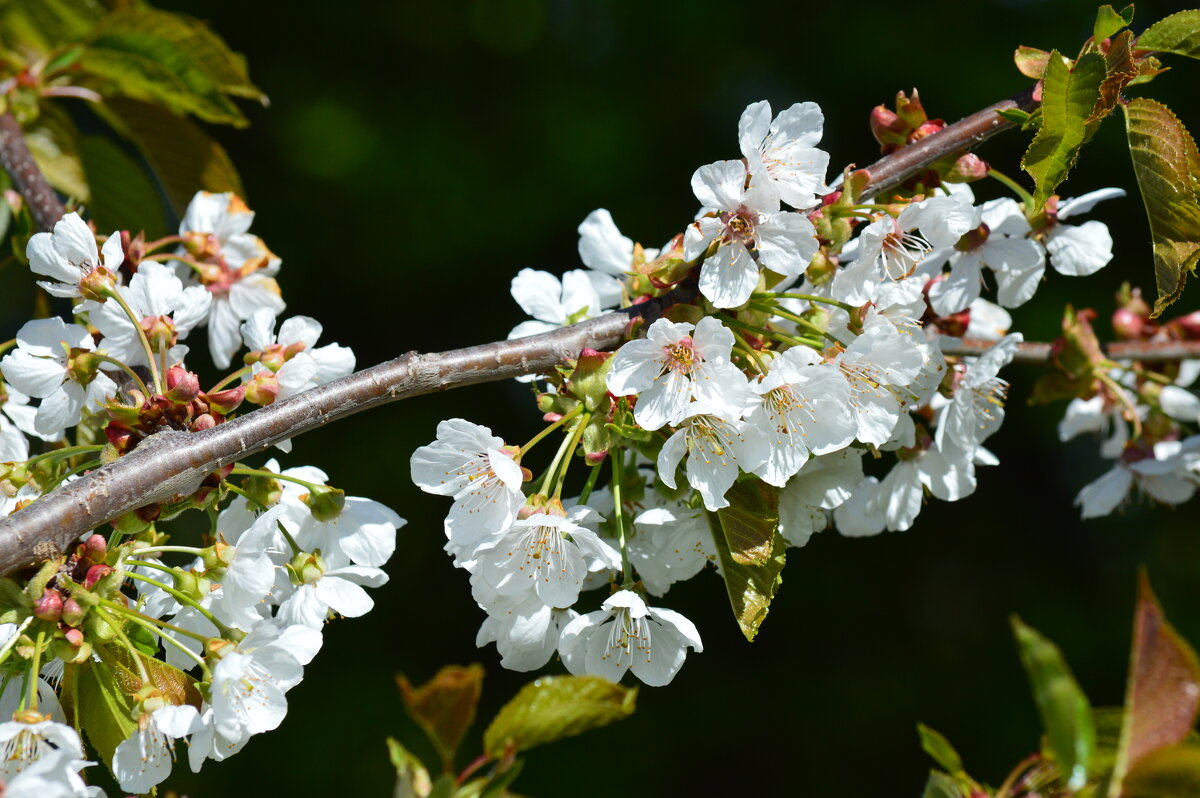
[482,675,636,759]
[1021,50,1106,208]
[1123,98,1200,316]
[1093,4,1134,44]
[1015,45,1052,78]
[388,737,434,798]
[1012,615,1096,790]
[397,664,485,770]
[918,724,964,774]
[0,0,99,54]
[75,658,136,771]
[106,644,203,710]
[1124,744,1200,796]
[709,482,785,642]
[1090,30,1137,124]
[24,104,88,201]
[1138,10,1200,61]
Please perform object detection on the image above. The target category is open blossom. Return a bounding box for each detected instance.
[558,590,703,687]
[476,592,579,671]
[241,309,355,400]
[657,406,768,511]
[606,317,749,431]
[1041,188,1124,276]
[1075,437,1200,518]
[683,159,818,308]
[778,449,863,547]
[832,193,976,305]
[738,100,830,209]
[507,268,613,340]
[27,212,123,298]
[410,419,525,544]
[936,333,1022,457]
[87,261,211,368]
[0,318,117,438]
[834,312,926,446]
[630,499,714,596]
[0,716,96,794]
[112,704,202,794]
[178,191,284,369]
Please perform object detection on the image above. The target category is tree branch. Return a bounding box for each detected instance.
[0,112,64,232]
[939,338,1200,364]
[5,81,1156,578]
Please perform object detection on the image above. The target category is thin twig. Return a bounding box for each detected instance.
[0,112,64,232]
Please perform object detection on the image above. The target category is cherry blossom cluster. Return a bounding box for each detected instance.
[0,193,402,794]
[412,97,1128,688]
[1054,292,1200,517]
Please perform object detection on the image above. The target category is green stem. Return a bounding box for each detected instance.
[90,353,152,398]
[95,606,151,682]
[578,461,604,505]
[108,290,164,395]
[987,167,1035,208]
[535,415,582,497]
[128,546,204,558]
[1097,371,1144,440]
[229,467,325,493]
[41,458,102,493]
[0,616,33,669]
[141,234,186,252]
[101,597,214,645]
[26,629,45,711]
[0,338,15,358]
[752,292,856,312]
[552,414,589,500]
[19,445,105,467]
[223,483,270,512]
[520,403,583,457]
[124,571,236,639]
[209,365,252,394]
[277,520,302,557]
[119,609,211,678]
[611,447,633,588]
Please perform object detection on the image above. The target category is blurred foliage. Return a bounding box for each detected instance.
[1,0,1199,795]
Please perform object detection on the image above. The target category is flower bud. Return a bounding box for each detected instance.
[165,366,201,404]
[66,349,102,387]
[1112,307,1146,340]
[895,89,927,129]
[870,105,907,151]
[204,384,245,415]
[1166,310,1200,340]
[945,153,988,183]
[84,563,112,589]
[287,550,326,587]
[83,534,107,563]
[805,250,838,286]
[33,589,62,622]
[78,266,118,303]
[84,612,116,643]
[191,413,217,432]
[140,315,178,353]
[62,597,86,627]
[244,371,279,406]
[53,634,92,664]
[301,486,346,522]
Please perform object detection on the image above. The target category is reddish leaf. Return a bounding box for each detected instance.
[1089,31,1137,124]
[397,664,485,771]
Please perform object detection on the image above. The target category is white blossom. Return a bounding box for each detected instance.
[737,100,829,209]
[27,212,122,298]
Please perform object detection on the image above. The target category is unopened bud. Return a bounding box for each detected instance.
[895,89,927,128]
[191,413,217,432]
[165,366,201,404]
[83,534,107,563]
[301,486,346,522]
[1112,307,1146,340]
[84,612,116,643]
[204,384,245,415]
[870,105,907,150]
[945,153,988,183]
[805,250,837,286]
[78,266,118,303]
[1167,310,1200,340]
[84,564,112,589]
[909,119,944,142]
[33,589,62,622]
[140,315,177,353]
[244,371,279,406]
[62,597,86,627]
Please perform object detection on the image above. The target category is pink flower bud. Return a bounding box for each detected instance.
[78,265,118,303]
[34,589,62,622]
[166,366,201,404]
[244,372,279,406]
[1167,310,1200,340]
[62,597,85,627]
[64,628,84,647]
[946,153,988,183]
[84,564,112,589]
[191,413,217,432]
[84,534,107,562]
[870,105,907,151]
[204,385,246,415]
[140,315,178,353]
[1112,308,1146,340]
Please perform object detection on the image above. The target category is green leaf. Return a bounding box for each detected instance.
[1093,5,1134,44]
[1090,30,1138,124]
[918,724,964,774]
[1123,98,1200,316]
[75,658,137,769]
[1014,45,1051,78]
[922,771,966,798]
[997,108,1033,125]
[1107,573,1200,797]
[396,664,485,770]
[715,478,780,566]
[1124,744,1200,796]
[78,134,167,239]
[0,578,32,615]
[1021,50,1107,208]
[0,0,100,54]
[1012,615,1096,790]
[482,675,636,759]
[387,737,434,798]
[24,104,89,201]
[1138,10,1200,61]
[709,486,785,642]
[94,97,244,216]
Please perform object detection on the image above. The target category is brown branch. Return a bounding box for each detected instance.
[939,338,1200,364]
[0,83,1080,576]
[0,112,64,232]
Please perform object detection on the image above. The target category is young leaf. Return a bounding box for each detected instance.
[1107,573,1200,797]
[24,105,89,201]
[1011,615,1096,791]
[0,0,100,55]
[1021,50,1106,208]
[94,97,245,216]
[1014,45,1052,78]
[716,478,779,566]
[922,771,966,798]
[997,108,1033,125]
[387,737,434,798]
[1123,744,1200,796]
[105,645,203,710]
[482,675,636,759]
[1122,98,1200,316]
[1137,10,1200,61]
[709,489,786,642]
[1093,5,1134,44]
[396,664,485,770]
[1090,30,1137,124]
[75,658,137,769]
[918,723,965,775]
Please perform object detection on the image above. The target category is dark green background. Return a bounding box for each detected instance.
[5,0,1200,794]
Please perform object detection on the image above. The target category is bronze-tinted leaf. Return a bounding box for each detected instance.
[397,664,485,770]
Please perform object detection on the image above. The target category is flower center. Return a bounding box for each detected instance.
[663,337,699,374]
[880,219,931,280]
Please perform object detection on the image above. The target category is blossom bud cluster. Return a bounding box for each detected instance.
[0,192,402,793]
[410,97,1128,689]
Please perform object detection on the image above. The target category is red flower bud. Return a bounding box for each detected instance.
[84,534,107,562]
[34,589,63,622]
[204,385,246,415]
[166,366,201,404]
[84,564,112,589]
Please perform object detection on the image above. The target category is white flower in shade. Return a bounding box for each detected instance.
[832,194,977,305]
[112,704,202,794]
[288,495,403,570]
[658,405,768,511]
[834,312,926,446]
[558,590,702,686]
[0,411,28,462]
[1057,394,1128,458]
[629,500,714,596]
[410,419,526,545]
[1042,188,1124,276]
[962,298,1013,341]
[1160,384,1200,423]
[241,309,355,400]
[26,212,123,298]
[178,191,284,369]
[473,508,620,608]
[926,198,1045,315]
[1076,437,1200,518]
[777,449,863,546]
[737,100,830,210]
[936,333,1021,457]
[507,268,613,340]
[1,743,99,797]
[87,261,211,368]
[207,621,321,741]
[606,317,750,431]
[0,318,117,438]
[187,705,250,772]
[476,592,578,671]
[746,347,857,487]
[683,159,818,308]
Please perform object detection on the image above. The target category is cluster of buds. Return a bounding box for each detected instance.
[103,365,245,456]
[25,534,118,666]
